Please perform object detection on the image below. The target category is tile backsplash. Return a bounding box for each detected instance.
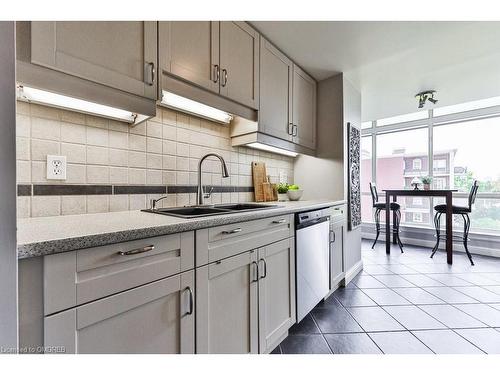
[16,102,294,218]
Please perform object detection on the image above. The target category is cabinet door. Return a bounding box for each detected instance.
[158,21,219,93]
[258,239,296,354]
[219,21,260,109]
[30,21,157,99]
[292,64,317,149]
[44,271,195,354]
[196,250,259,354]
[259,37,293,141]
[330,225,344,289]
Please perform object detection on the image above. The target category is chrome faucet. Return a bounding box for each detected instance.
[150,195,168,210]
[197,153,229,206]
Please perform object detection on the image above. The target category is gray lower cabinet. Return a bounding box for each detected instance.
[30,21,158,100]
[158,21,220,94]
[196,250,259,354]
[292,64,317,150]
[196,237,295,354]
[257,238,296,354]
[259,37,293,142]
[44,270,195,354]
[330,223,345,288]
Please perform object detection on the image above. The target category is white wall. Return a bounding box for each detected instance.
[0,21,18,351]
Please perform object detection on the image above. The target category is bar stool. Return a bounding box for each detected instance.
[370,182,404,252]
[431,180,479,265]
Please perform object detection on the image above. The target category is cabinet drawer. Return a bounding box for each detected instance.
[196,214,294,266]
[45,270,195,354]
[324,205,346,226]
[44,231,194,315]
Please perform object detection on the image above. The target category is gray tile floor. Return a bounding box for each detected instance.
[271,240,500,354]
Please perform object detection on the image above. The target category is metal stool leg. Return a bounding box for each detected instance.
[461,213,474,266]
[430,212,441,258]
[394,209,404,253]
[372,208,381,249]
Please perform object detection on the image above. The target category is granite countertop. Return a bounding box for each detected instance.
[17,199,346,259]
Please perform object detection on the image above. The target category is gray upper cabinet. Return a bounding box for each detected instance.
[30,22,158,100]
[158,21,220,94]
[44,271,195,354]
[257,238,296,354]
[219,21,260,109]
[259,37,293,141]
[292,64,317,150]
[196,250,259,354]
[158,21,259,110]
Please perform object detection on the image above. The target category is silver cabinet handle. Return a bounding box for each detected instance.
[292,124,298,136]
[145,62,155,86]
[212,64,220,83]
[259,258,267,279]
[251,261,259,282]
[288,123,294,135]
[330,231,336,243]
[117,245,154,256]
[221,69,228,87]
[222,228,242,235]
[185,287,194,315]
[272,218,286,224]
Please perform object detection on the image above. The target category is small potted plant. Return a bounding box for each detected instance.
[277,183,289,201]
[421,176,432,190]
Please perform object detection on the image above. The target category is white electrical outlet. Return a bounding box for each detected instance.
[279,171,288,184]
[47,155,67,180]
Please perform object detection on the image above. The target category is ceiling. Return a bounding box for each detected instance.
[251,21,500,121]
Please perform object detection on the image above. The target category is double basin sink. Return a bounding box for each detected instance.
[142,203,279,218]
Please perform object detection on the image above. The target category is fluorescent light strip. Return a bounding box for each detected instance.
[16,85,147,124]
[246,142,298,157]
[161,90,233,124]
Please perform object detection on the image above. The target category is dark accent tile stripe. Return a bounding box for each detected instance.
[114,185,167,195]
[166,185,254,194]
[167,185,197,194]
[20,184,254,196]
[33,184,112,196]
[17,184,32,196]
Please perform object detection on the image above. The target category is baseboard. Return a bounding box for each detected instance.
[362,232,500,258]
[343,260,363,286]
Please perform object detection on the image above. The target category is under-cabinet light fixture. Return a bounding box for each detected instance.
[246,142,298,157]
[160,90,233,124]
[16,85,149,125]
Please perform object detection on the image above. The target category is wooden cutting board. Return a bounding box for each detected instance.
[252,162,267,202]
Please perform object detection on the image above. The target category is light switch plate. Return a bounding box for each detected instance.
[47,155,67,180]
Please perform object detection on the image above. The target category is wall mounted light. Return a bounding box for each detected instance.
[160,90,233,124]
[16,85,149,125]
[415,90,438,109]
[246,142,298,157]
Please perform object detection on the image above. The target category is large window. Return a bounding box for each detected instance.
[373,127,430,225]
[361,136,373,223]
[433,117,500,231]
[362,97,500,235]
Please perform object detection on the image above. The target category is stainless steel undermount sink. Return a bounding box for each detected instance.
[142,203,278,218]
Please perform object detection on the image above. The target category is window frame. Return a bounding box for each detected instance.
[362,103,500,236]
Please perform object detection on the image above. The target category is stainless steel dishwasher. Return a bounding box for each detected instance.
[295,209,330,322]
